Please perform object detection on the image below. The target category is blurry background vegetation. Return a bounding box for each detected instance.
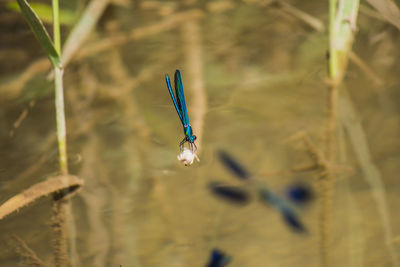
[1,0,400,266]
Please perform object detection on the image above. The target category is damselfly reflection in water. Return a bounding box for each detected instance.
[209,151,313,233]
[165,70,197,152]
[206,249,231,267]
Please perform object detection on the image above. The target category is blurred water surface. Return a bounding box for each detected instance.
[1,0,400,266]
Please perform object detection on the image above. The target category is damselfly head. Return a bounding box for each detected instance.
[186,134,196,143]
[177,147,200,166]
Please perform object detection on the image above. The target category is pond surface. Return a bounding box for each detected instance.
[1,1,400,266]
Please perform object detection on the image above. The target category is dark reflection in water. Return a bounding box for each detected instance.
[1,1,400,266]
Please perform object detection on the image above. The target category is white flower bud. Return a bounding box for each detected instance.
[177,148,200,166]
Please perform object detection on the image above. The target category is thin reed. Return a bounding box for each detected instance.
[321,0,360,266]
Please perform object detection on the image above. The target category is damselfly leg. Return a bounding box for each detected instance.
[191,142,197,152]
[179,137,197,152]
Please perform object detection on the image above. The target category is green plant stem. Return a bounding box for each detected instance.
[52,0,67,174]
[329,0,338,80]
[52,0,61,54]
[54,66,68,175]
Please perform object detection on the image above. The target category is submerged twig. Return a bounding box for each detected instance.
[105,50,150,265]
[11,235,48,267]
[278,0,325,32]
[0,9,204,100]
[365,0,400,31]
[338,90,399,267]
[181,7,206,154]
[0,58,49,99]
[9,100,35,137]
[0,0,110,100]
[337,126,365,267]
[77,9,205,60]
[61,0,110,67]
[1,0,319,102]
[348,51,383,87]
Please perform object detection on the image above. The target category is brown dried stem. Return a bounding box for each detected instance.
[0,175,83,220]
[320,84,337,267]
[51,198,68,267]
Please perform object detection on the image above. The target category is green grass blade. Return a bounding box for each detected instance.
[16,0,60,67]
[7,2,76,26]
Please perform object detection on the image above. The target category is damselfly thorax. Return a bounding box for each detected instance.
[181,124,197,151]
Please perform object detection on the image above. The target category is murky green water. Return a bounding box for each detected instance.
[1,1,400,266]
